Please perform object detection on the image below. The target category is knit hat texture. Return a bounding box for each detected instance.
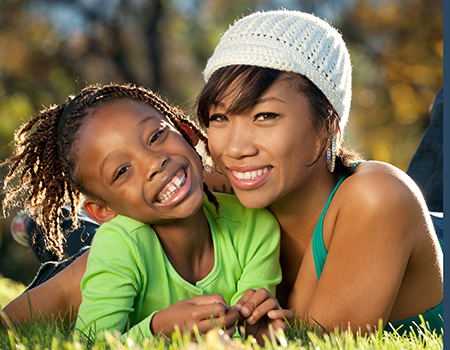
[203,10,352,130]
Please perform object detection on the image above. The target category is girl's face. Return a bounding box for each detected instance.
[207,76,326,209]
[76,99,205,224]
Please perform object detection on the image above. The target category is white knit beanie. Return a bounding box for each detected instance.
[203,9,352,130]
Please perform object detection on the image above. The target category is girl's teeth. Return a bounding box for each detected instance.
[174,176,183,187]
[233,167,270,180]
[156,170,187,203]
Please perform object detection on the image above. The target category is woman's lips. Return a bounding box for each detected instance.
[231,166,271,180]
[229,166,273,190]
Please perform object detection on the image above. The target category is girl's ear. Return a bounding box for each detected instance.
[84,201,117,225]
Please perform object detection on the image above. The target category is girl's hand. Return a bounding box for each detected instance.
[151,294,240,338]
[234,288,294,344]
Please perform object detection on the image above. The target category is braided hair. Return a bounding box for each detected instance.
[2,83,218,259]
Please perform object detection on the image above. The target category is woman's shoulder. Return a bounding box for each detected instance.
[348,161,417,193]
[338,160,425,213]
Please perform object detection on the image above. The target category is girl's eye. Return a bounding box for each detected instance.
[150,128,165,145]
[254,112,279,121]
[209,113,228,123]
[114,166,130,181]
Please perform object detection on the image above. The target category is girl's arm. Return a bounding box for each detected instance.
[1,250,88,327]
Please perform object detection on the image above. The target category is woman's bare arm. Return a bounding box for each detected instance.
[288,162,443,334]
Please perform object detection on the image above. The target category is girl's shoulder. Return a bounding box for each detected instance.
[212,192,272,218]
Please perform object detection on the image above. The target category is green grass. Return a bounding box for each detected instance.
[0,275,443,349]
[0,275,25,309]
[0,320,443,350]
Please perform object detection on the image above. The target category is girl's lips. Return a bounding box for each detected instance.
[228,166,273,190]
[154,168,191,206]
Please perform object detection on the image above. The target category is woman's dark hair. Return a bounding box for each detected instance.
[196,65,361,176]
[2,83,217,259]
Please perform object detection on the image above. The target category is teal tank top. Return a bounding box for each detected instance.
[311,171,443,335]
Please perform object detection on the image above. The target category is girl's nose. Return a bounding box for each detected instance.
[224,123,258,159]
[146,153,168,181]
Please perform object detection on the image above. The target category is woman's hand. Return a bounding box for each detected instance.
[234,288,294,344]
[151,294,240,338]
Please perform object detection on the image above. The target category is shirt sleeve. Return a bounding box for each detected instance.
[75,222,155,342]
[230,208,282,305]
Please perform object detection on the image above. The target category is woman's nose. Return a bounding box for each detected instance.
[224,123,258,159]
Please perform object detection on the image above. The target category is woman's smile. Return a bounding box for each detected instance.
[228,166,273,190]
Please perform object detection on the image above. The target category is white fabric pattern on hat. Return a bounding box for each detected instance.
[203,10,352,130]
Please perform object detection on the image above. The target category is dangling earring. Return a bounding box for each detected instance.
[326,132,336,173]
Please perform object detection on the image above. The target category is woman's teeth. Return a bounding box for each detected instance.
[156,170,187,203]
[232,166,271,180]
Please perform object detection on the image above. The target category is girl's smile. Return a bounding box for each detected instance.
[154,167,190,205]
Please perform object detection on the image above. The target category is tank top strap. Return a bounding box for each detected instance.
[312,173,347,280]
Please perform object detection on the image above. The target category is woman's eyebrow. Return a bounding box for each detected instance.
[255,96,287,105]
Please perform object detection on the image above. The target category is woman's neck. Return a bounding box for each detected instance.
[268,171,337,238]
[152,206,214,284]
[270,169,338,303]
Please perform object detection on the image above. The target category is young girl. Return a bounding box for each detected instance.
[1,83,290,343]
[196,9,443,335]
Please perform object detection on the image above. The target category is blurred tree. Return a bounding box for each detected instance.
[337,0,443,169]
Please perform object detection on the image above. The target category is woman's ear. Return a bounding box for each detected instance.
[84,201,117,225]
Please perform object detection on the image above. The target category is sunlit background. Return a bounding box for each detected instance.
[0,0,443,285]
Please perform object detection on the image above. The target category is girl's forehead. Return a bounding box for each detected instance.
[91,98,170,122]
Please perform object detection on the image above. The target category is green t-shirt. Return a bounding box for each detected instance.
[75,193,281,341]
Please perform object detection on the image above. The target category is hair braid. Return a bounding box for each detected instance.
[2,103,82,258]
[2,83,218,258]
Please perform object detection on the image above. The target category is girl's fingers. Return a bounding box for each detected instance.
[195,306,240,334]
[268,308,295,323]
[244,298,279,325]
[239,288,279,319]
[234,289,256,311]
[194,294,228,307]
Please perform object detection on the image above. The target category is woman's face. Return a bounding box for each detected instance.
[76,99,205,224]
[207,76,326,209]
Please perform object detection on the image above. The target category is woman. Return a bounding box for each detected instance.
[195,10,443,335]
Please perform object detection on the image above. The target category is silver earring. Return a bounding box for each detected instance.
[327,133,336,173]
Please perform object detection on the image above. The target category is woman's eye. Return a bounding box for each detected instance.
[209,114,228,123]
[114,166,130,181]
[254,112,279,121]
